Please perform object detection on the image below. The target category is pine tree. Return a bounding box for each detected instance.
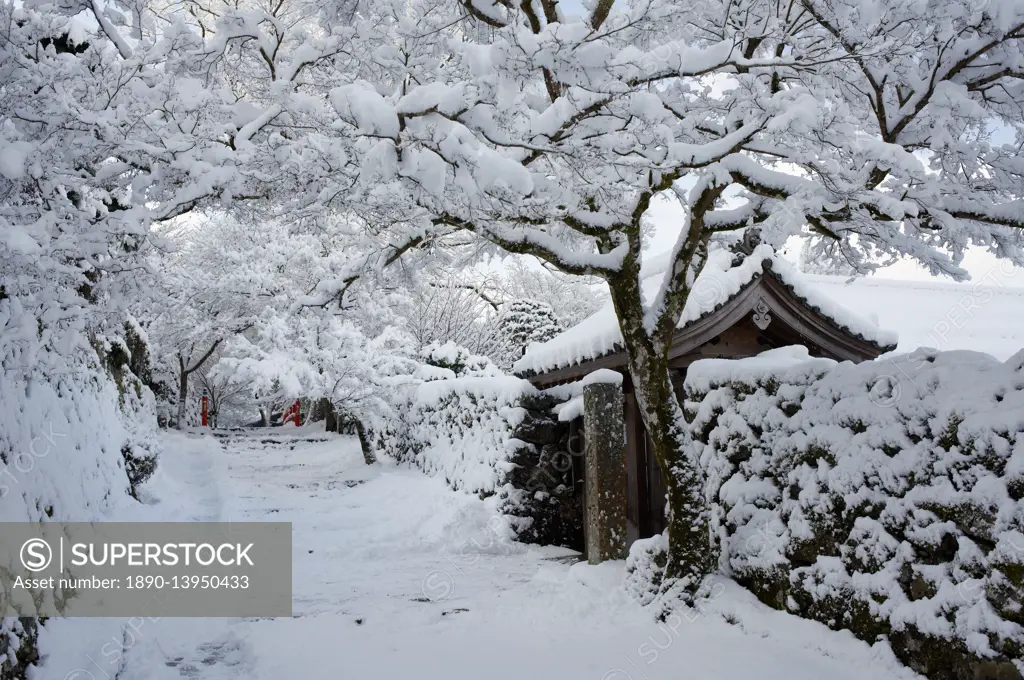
[495,299,564,367]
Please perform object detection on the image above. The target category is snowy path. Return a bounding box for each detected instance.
[103,427,919,680]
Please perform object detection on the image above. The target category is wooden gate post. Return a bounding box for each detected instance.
[582,370,628,564]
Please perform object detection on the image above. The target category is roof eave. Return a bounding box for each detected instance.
[518,265,894,386]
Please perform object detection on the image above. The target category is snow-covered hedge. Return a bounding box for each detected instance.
[682,346,1024,680]
[0,335,159,522]
[373,374,583,547]
[375,376,534,494]
[0,318,159,678]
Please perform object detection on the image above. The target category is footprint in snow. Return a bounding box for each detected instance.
[164,635,253,678]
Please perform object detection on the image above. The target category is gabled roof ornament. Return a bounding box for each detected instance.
[752,297,772,330]
[740,227,762,254]
[731,227,765,266]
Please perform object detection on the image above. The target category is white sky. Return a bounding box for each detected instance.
[643,192,1024,288]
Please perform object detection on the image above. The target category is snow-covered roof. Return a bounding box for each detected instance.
[513,245,899,377]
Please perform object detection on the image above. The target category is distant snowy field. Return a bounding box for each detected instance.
[802,274,1024,361]
[39,425,923,680]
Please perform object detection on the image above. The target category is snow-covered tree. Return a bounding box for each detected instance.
[143,212,420,429]
[419,340,502,377]
[493,260,606,328]
[144,218,261,427]
[194,347,253,427]
[491,299,564,369]
[798,237,861,276]
[212,314,420,431]
[399,262,602,365]
[301,0,1024,593]
[402,273,501,354]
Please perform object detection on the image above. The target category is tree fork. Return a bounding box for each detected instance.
[606,266,716,596]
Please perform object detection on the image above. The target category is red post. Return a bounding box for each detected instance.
[201,395,209,427]
[282,400,301,426]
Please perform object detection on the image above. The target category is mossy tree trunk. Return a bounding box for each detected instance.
[600,183,726,594]
[320,399,338,432]
[619,336,715,590]
[354,420,376,465]
[175,359,189,429]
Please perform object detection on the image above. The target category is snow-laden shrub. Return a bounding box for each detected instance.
[375,376,535,495]
[0,350,153,523]
[1,302,159,679]
[420,341,503,378]
[625,534,669,607]
[683,346,1024,680]
[0,619,38,680]
[96,331,160,495]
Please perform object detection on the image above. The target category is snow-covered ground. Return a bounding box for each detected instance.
[44,426,923,680]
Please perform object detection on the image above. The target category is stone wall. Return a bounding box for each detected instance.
[506,392,585,551]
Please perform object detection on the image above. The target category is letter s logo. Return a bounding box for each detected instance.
[21,538,53,572]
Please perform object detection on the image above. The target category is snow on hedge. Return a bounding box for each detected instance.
[682,346,1024,678]
[514,246,894,376]
[373,376,537,496]
[0,344,157,523]
[0,306,159,677]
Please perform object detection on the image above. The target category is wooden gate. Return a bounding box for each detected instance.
[624,391,667,544]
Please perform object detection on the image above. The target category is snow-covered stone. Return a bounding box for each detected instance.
[581,368,624,386]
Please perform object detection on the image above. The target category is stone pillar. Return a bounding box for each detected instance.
[582,372,628,564]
